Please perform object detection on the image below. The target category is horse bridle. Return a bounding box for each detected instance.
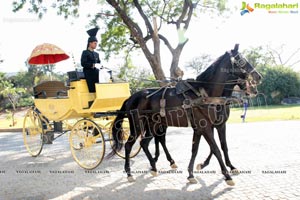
[229,52,260,88]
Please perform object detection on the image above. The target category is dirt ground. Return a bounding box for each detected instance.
[0,107,29,129]
[0,107,29,119]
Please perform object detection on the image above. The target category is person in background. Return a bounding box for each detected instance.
[81,27,101,92]
[241,99,248,122]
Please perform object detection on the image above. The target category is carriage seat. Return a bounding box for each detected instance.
[67,71,85,82]
[33,81,68,99]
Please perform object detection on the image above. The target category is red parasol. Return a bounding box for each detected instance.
[28,43,69,65]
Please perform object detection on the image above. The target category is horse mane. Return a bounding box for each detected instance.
[196,52,229,82]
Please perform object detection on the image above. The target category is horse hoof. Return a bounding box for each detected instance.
[127,176,135,182]
[196,163,202,171]
[226,179,235,186]
[231,169,240,175]
[188,177,198,184]
[150,170,158,177]
[170,163,178,169]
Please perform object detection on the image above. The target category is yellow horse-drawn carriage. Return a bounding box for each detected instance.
[23,71,141,169]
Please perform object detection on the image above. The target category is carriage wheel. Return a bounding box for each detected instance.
[69,119,105,170]
[22,108,44,157]
[108,117,141,159]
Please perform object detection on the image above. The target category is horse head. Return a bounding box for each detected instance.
[228,44,262,96]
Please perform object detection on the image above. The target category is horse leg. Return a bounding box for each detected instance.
[140,132,157,176]
[124,135,137,182]
[158,133,177,169]
[125,111,141,182]
[187,130,201,184]
[197,151,213,170]
[154,136,160,162]
[202,128,235,186]
[217,124,239,175]
[197,127,214,170]
[154,126,164,163]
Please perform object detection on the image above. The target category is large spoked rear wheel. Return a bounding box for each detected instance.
[22,108,44,157]
[109,117,141,159]
[70,119,105,170]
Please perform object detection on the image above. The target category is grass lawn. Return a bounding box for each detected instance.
[228,105,300,123]
[0,105,300,130]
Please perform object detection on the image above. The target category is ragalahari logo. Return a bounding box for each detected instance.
[240,2,254,15]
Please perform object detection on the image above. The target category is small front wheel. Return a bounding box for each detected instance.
[22,108,44,157]
[69,119,105,170]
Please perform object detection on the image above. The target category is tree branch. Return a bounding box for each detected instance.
[176,0,189,28]
[133,0,154,34]
[284,48,300,66]
[158,34,174,52]
[96,12,117,17]
[290,60,300,68]
[267,45,282,66]
[106,0,152,56]
[182,0,194,29]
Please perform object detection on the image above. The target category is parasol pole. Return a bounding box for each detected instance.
[48,59,52,81]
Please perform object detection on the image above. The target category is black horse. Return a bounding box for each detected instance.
[153,76,255,172]
[108,44,262,186]
[196,78,254,172]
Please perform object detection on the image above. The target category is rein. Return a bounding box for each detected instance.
[141,77,245,86]
[184,78,247,86]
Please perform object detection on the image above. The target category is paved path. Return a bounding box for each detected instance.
[1,121,300,200]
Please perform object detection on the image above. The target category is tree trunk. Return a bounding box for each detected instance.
[170,48,184,79]
[106,0,194,84]
[150,17,166,84]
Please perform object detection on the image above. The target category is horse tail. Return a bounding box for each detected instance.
[106,99,128,159]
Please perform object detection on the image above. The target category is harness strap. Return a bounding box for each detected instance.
[183,81,202,97]
[190,96,243,106]
[160,87,169,117]
[199,87,208,97]
[146,83,172,99]
[182,93,198,128]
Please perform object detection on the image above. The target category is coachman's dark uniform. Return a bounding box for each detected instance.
[81,27,101,93]
[81,49,100,92]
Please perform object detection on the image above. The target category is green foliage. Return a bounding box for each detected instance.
[0,73,7,87]
[243,46,276,68]
[197,0,228,15]
[242,46,300,105]
[12,0,80,19]
[117,57,159,93]
[100,17,130,60]
[0,76,26,126]
[94,0,194,60]
[257,65,300,104]
[10,64,66,92]
[18,96,34,107]
[0,81,26,109]
[128,70,159,93]
[1,68,65,110]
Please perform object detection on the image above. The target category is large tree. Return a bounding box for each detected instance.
[12,0,227,82]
